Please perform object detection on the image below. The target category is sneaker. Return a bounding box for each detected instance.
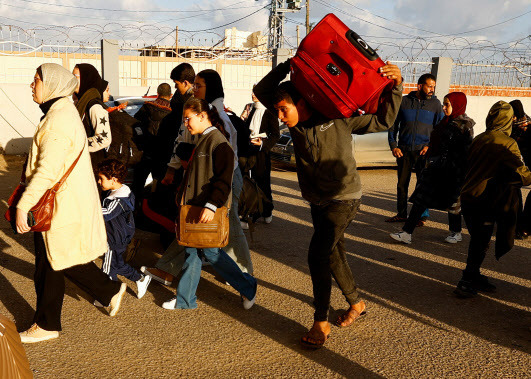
[385,215,407,223]
[263,216,273,224]
[389,231,412,244]
[454,279,478,298]
[140,266,173,286]
[109,283,127,317]
[242,294,256,310]
[19,323,59,343]
[136,274,152,299]
[445,232,462,244]
[162,297,177,310]
[240,220,249,230]
[93,300,104,307]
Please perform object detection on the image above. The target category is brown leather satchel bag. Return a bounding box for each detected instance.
[175,151,230,248]
[4,146,84,232]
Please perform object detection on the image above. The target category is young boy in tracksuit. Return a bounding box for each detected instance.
[96,159,151,299]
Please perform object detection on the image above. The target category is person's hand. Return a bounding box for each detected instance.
[419,146,429,156]
[161,170,174,186]
[16,208,31,234]
[199,208,215,223]
[250,137,262,146]
[392,147,403,158]
[380,62,403,86]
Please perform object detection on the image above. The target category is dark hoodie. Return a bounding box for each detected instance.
[388,90,444,151]
[461,101,531,202]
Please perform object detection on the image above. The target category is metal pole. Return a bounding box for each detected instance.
[175,26,179,57]
[306,0,310,35]
[296,25,300,46]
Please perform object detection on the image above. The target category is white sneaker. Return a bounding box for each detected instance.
[242,294,256,310]
[240,221,249,230]
[389,231,412,244]
[109,283,127,317]
[162,297,177,310]
[263,216,273,224]
[445,232,462,244]
[93,300,104,307]
[19,323,59,343]
[136,274,152,299]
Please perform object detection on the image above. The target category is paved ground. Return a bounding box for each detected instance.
[1,154,530,378]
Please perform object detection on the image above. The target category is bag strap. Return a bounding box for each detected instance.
[51,144,85,192]
[178,148,196,206]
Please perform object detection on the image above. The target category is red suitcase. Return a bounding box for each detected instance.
[290,13,394,119]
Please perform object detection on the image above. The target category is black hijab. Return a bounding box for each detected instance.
[75,63,102,98]
[197,69,224,104]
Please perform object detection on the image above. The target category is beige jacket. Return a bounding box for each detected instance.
[17,97,107,270]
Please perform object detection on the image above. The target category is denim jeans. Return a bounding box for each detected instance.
[224,168,254,274]
[308,199,361,322]
[175,247,257,309]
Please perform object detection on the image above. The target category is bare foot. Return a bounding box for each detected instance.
[300,321,331,349]
[335,300,367,327]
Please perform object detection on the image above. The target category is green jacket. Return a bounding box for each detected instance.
[461,101,531,203]
[254,60,403,204]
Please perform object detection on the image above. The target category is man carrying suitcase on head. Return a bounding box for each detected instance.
[386,74,444,224]
[254,59,403,349]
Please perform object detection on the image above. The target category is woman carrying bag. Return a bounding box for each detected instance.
[16,63,127,343]
[162,98,257,310]
[193,69,254,275]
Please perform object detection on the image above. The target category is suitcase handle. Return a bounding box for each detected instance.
[345,30,379,61]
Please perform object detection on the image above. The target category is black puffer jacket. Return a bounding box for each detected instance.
[409,114,475,210]
[134,98,171,155]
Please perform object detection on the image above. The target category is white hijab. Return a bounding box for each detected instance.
[39,63,78,102]
[249,101,266,137]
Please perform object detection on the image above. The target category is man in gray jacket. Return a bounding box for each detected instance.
[254,59,403,349]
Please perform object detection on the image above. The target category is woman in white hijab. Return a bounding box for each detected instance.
[16,63,127,344]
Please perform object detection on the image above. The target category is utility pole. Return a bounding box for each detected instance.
[296,25,300,46]
[175,26,179,57]
[268,1,302,50]
[306,0,310,35]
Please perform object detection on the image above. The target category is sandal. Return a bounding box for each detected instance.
[335,307,367,328]
[300,331,330,350]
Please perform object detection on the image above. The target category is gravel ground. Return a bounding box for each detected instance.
[1,154,530,378]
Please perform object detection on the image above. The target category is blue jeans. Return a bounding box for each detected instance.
[175,247,257,309]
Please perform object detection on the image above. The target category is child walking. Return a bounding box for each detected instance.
[162,98,257,310]
[96,159,151,299]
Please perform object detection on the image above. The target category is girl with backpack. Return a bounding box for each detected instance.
[162,98,257,310]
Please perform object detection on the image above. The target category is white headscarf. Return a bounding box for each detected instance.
[249,101,267,137]
[39,63,78,102]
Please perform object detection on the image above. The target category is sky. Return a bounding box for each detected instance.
[1,0,530,61]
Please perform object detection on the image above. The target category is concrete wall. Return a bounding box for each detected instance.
[0,83,255,154]
[2,82,531,154]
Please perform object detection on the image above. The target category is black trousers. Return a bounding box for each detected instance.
[252,152,274,218]
[461,203,494,279]
[516,189,531,234]
[33,233,121,331]
[309,199,361,322]
[403,203,462,234]
[396,150,427,218]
